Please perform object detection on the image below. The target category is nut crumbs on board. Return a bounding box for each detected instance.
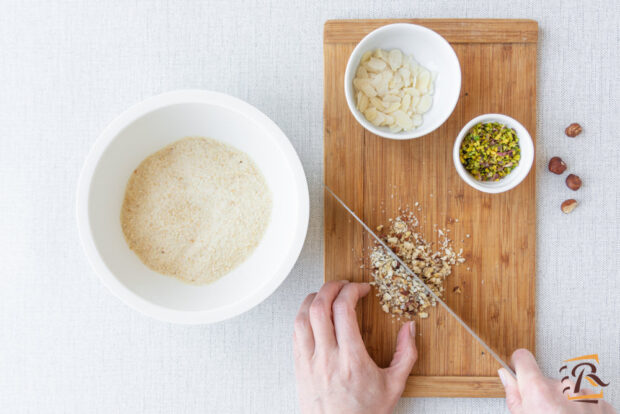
[368,211,465,319]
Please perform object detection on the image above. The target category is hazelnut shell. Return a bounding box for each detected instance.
[561,199,578,214]
[548,157,567,174]
[565,123,583,137]
[566,174,582,191]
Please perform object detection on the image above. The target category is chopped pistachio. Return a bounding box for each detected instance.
[459,122,521,181]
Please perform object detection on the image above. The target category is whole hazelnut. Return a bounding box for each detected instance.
[548,157,567,174]
[561,199,578,214]
[565,123,583,137]
[565,174,582,191]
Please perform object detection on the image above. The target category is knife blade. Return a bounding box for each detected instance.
[325,184,516,378]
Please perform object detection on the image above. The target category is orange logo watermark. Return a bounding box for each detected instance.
[559,354,610,404]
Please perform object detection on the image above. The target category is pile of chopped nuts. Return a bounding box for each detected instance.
[369,211,465,319]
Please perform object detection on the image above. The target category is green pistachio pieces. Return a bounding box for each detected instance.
[459,122,521,181]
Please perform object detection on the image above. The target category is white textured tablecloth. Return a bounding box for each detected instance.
[1,1,618,413]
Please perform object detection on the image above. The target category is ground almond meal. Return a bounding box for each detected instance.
[369,211,464,319]
[121,137,272,284]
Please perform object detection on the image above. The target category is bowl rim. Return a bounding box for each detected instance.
[75,89,310,324]
[452,113,534,194]
[344,23,462,140]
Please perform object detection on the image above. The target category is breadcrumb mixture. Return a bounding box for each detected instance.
[121,137,272,284]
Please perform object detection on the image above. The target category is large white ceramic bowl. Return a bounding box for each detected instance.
[76,90,309,324]
[344,23,461,140]
[453,114,534,194]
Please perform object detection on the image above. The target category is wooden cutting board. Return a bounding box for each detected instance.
[324,19,537,398]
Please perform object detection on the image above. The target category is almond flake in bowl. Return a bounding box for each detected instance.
[353,48,435,133]
[344,23,461,140]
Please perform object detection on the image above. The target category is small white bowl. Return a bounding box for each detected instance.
[344,23,461,140]
[453,114,534,194]
[76,90,309,324]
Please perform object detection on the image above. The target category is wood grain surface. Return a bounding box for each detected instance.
[323,19,537,398]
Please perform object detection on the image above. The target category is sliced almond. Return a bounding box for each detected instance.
[371,110,386,126]
[416,70,430,93]
[353,48,434,131]
[404,87,420,97]
[357,93,369,112]
[353,78,377,98]
[393,110,413,130]
[364,107,378,122]
[388,49,403,71]
[356,66,369,79]
[384,102,401,113]
[366,57,387,73]
[417,95,432,113]
[369,96,385,111]
[411,95,420,110]
[401,94,412,112]
[383,94,401,103]
[412,114,423,127]
[398,67,412,87]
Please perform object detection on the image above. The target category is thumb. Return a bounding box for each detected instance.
[499,368,522,414]
[387,321,418,385]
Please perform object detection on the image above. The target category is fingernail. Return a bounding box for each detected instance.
[409,321,416,337]
[497,369,508,387]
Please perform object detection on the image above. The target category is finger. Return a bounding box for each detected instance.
[499,368,522,413]
[386,321,418,386]
[511,348,547,404]
[511,348,543,383]
[577,387,594,396]
[293,293,317,359]
[308,281,348,351]
[599,400,617,414]
[557,377,574,394]
[332,283,371,351]
[556,377,579,405]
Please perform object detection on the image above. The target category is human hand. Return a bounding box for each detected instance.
[499,349,616,414]
[293,281,417,414]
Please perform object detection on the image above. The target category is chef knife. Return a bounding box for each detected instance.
[325,184,516,378]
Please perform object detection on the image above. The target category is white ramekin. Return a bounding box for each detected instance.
[344,23,461,140]
[453,114,534,194]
